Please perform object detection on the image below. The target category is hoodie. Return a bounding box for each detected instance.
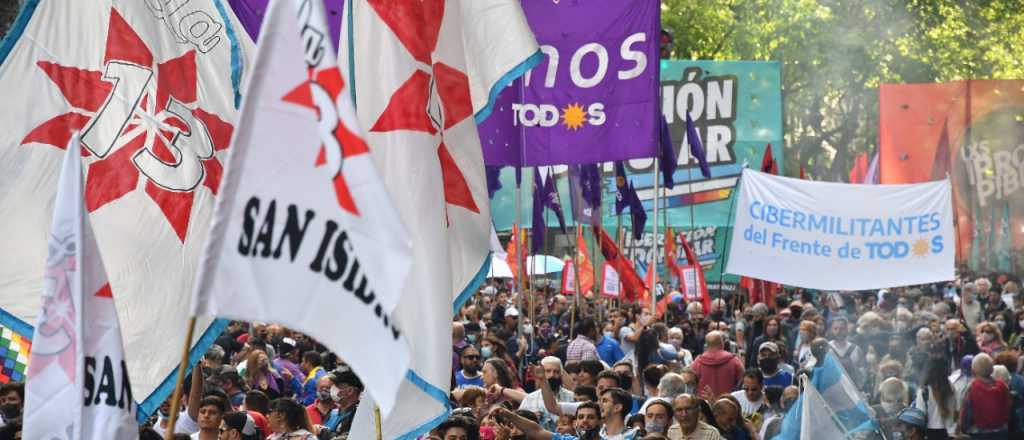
[692,348,745,398]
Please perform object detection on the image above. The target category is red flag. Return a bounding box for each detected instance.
[664,227,681,283]
[741,277,779,307]
[576,229,595,294]
[506,225,525,282]
[761,143,779,175]
[595,226,645,302]
[677,231,710,312]
[848,152,869,183]
[931,119,951,180]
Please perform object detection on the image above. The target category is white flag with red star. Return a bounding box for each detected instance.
[24,134,137,440]
[0,0,255,418]
[344,0,539,436]
[191,0,411,414]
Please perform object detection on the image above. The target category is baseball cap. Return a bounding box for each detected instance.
[759,342,780,354]
[896,407,927,429]
[505,307,520,318]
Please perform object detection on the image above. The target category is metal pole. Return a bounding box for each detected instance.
[651,157,660,317]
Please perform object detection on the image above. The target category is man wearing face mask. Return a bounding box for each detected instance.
[597,322,626,366]
[755,343,792,388]
[644,399,673,436]
[304,375,336,427]
[320,370,363,438]
[519,358,576,431]
[0,383,22,429]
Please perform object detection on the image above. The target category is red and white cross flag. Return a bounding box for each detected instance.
[343,0,540,436]
[190,0,412,415]
[0,0,255,414]
[24,134,137,440]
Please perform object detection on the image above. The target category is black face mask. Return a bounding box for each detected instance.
[1,403,21,421]
[548,377,563,390]
[710,311,724,322]
[759,357,779,373]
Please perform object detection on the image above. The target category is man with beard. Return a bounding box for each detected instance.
[491,400,604,440]
[456,345,485,389]
[827,317,862,383]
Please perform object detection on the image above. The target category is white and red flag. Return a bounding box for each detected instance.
[24,134,136,440]
[0,0,255,418]
[190,0,411,415]
[343,0,539,437]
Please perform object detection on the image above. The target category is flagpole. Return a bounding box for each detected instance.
[164,316,197,440]
[717,171,743,300]
[374,405,383,440]
[651,157,659,317]
[514,177,524,355]
[570,224,582,339]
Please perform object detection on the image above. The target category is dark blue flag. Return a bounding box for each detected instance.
[686,114,711,178]
[627,182,647,240]
[659,116,677,189]
[485,165,503,199]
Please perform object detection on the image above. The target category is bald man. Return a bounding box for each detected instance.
[691,331,745,399]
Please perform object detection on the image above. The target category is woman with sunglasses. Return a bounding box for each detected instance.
[975,321,1008,356]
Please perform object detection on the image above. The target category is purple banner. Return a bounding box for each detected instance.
[229,0,344,45]
[480,0,660,166]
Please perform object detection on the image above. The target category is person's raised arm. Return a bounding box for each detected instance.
[491,407,554,440]
[187,362,203,421]
[532,365,562,416]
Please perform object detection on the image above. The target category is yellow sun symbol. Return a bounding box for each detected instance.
[561,103,587,130]
[911,238,930,257]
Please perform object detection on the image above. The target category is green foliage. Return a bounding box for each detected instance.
[661,0,1024,180]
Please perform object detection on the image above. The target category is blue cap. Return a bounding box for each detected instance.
[896,407,927,429]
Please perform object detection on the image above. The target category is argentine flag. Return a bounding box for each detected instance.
[773,352,879,440]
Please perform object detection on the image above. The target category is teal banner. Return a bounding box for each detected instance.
[490,61,782,290]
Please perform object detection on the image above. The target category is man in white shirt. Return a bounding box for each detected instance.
[729,369,766,420]
[519,357,575,431]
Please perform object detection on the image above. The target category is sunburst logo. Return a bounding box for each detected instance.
[911,238,930,257]
[561,103,587,130]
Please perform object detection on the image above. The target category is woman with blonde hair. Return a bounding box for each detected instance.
[976,321,1007,356]
[245,349,284,400]
[795,320,817,369]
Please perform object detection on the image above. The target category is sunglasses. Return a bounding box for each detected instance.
[463,355,481,360]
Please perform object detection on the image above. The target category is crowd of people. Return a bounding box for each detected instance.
[437,273,1024,440]
[1,274,1023,440]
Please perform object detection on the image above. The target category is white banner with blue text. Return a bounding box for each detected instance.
[726,169,954,290]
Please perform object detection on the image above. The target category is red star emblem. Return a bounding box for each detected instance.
[21,8,234,241]
[367,0,480,215]
[282,66,369,215]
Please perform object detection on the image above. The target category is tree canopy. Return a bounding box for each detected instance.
[661,0,1024,180]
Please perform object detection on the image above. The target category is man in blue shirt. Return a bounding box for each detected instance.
[596,323,625,366]
[756,342,793,388]
[299,351,326,405]
[455,345,484,388]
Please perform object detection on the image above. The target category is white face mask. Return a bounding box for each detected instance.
[330,385,342,402]
[522,324,533,335]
